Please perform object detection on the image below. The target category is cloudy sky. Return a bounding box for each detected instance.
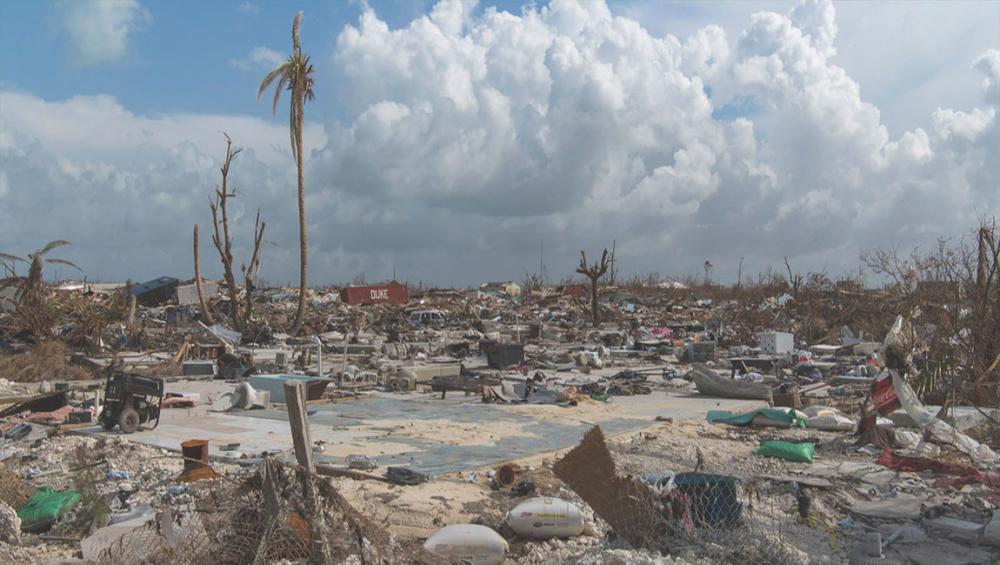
[0,0,997,287]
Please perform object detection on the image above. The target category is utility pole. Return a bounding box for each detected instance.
[609,240,617,286]
[539,240,544,283]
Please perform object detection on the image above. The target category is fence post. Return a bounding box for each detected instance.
[285,380,315,472]
[283,380,330,563]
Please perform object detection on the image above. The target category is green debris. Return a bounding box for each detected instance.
[18,487,81,533]
[754,440,815,463]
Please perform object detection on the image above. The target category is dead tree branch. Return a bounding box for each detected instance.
[241,210,266,328]
[209,133,248,331]
[784,256,803,298]
[193,224,214,325]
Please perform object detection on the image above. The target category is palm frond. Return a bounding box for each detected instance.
[45,258,82,271]
[257,64,289,107]
[302,58,316,102]
[292,11,303,51]
[272,73,289,116]
[37,240,71,256]
[0,253,25,263]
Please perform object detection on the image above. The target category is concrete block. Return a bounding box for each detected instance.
[925,516,984,541]
[983,509,1000,547]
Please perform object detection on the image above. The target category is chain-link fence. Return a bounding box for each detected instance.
[647,475,824,564]
[554,426,840,564]
[98,458,442,564]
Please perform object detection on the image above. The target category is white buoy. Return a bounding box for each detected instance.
[506,497,586,539]
[423,524,507,565]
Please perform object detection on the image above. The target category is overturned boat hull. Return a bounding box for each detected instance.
[689,364,772,401]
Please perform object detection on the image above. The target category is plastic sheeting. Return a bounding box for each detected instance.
[706,407,806,428]
[881,315,1000,465]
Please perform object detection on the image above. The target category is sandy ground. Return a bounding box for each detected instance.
[333,476,491,537]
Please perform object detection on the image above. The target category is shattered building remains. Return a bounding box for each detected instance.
[0,269,998,565]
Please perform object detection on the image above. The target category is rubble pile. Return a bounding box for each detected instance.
[0,275,997,563]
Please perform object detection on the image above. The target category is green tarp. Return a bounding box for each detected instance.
[706,407,805,428]
[18,487,81,533]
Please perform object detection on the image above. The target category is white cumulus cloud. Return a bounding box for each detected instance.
[3,0,998,285]
[55,0,150,67]
[230,46,285,72]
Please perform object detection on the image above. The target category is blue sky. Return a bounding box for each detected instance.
[1,0,993,132]
[2,1,362,121]
[0,1,997,285]
[1,1,539,123]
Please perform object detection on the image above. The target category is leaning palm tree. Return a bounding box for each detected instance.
[1,240,81,306]
[258,10,315,336]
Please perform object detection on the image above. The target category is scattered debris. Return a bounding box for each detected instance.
[1,246,999,564]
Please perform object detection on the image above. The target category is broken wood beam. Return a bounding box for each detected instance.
[283,380,314,473]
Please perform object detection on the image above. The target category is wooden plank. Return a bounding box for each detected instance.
[283,381,314,473]
[283,380,332,564]
[270,398,331,410]
[0,395,42,405]
[57,422,95,432]
[316,464,391,483]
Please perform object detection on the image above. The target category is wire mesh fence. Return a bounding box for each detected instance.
[98,458,439,564]
[554,426,840,565]
[638,474,823,564]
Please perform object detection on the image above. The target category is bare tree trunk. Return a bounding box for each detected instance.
[577,249,609,327]
[784,256,802,298]
[590,279,600,326]
[608,240,617,286]
[210,134,244,331]
[978,226,989,291]
[242,211,266,329]
[126,293,136,329]
[974,224,1000,398]
[193,224,214,325]
[291,99,308,336]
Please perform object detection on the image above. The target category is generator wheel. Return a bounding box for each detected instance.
[119,407,140,434]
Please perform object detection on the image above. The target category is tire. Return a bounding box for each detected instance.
[119,407,140,434]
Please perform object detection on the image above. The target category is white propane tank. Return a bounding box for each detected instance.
[506,497,586,539]
[423,524,508,565]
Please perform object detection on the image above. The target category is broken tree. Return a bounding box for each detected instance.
[192,224,214,325]
[207,133,266,332]
[576,248,609,327]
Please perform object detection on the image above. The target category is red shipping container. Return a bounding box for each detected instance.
[562,285,587,299]
[339,283,409,305]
